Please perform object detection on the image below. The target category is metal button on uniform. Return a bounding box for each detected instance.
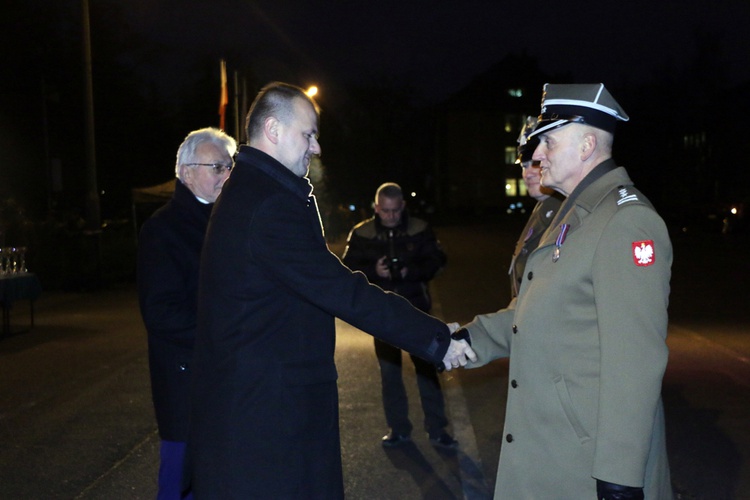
[506,434,514,443]
[511,379,518,388]
[512,325,518,334]
[527,271,533,280]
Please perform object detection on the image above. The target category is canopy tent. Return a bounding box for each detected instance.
[131,179,175,205]
[131,179,175,242]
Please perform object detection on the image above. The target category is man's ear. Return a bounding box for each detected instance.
[180,165,193,183]
[264,116,280,144]
[581,133,597,162]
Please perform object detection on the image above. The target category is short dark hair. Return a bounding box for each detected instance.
[245,82,320,142]
[375,182,403,202]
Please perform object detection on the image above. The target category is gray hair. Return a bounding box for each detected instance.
[175,127,237,180]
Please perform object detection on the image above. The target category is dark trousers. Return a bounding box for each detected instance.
[158,440,193,500]
[374,337,449,436]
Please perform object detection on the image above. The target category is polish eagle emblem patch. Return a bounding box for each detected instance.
[632,240,655,266]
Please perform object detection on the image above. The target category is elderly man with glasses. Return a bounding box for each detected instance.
[137,127,236,500]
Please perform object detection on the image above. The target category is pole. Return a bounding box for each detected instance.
[82,0,100,232]
[233,70,240,143]
[81,0,102,288]
[241,76,248,144]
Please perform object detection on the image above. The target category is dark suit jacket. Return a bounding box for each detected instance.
[189,146,450,499]
[137,180,212,441]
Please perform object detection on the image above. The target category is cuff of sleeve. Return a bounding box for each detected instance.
[451,328,471,345]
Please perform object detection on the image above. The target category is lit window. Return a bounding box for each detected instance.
[505,179,518,197]
[519,180,528,197]
[505,146,516,165]
[508,89,523,97]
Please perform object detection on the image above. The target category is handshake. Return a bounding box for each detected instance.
[441,323,477,371]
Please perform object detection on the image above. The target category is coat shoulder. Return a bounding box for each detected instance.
[350,218,377,239]
[406,216,429,236]
[606,184,655,212]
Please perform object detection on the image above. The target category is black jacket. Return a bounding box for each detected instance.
[137,179,212,441]
[342,213,446,312]
[188,146,450,498]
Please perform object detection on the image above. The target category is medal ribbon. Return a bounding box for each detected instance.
[555,223,570,250]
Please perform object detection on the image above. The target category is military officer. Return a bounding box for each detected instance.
[454,83,673,499]
[508,116,564,298]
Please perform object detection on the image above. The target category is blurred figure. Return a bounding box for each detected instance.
[137,127,236,500]
[508,116,564,298]
[454,84,673,499]
[188,82,474,499]
[343,182,456,449]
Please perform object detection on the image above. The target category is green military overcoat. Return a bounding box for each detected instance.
[465,162,674,499]
[508,194,563,297]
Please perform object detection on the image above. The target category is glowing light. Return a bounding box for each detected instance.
[410,192,417,198]
[306,86,318,97]
[731,207,738,215]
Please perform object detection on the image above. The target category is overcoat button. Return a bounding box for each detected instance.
[506,434,514,443]
[527,271,533,280]
[512,325,518,334]
[511,380,518,388]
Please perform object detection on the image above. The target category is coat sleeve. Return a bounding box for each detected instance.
[250,193,451,364]
[462,298,517,368]
[590,205,672,487]
[137,219,196,348]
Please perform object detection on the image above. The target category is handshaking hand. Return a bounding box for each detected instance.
[441,323,477,371]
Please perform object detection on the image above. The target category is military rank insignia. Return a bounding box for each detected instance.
[632,240,655,266]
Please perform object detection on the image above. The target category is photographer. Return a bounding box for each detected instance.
[343,183,455,448]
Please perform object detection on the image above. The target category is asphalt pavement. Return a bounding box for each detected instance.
[0,220,748,499]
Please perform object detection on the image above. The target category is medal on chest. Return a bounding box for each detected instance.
[552,223,570,263]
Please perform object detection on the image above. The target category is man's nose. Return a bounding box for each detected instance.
[310,138,321,155]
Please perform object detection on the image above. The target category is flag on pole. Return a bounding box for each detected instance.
[219,59,228,130]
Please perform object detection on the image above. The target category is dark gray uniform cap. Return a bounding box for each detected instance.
[528,83,629,138]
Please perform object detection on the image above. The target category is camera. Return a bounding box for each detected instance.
[386,230,403,282]
[387,256,404,281]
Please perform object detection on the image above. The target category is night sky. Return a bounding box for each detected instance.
[2,0,750,219]
[120,0,750,102]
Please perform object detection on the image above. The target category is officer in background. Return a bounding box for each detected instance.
[343,182,457,449]
[508,116,564,298]
[454,84,673,499]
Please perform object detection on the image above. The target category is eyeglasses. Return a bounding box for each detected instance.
[185,163,233,175]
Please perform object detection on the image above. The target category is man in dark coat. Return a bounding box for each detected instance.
[343,182,457,449]
[188,82,475,499]
[137,127,236,499]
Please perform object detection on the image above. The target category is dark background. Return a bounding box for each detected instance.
[1,0,749,288]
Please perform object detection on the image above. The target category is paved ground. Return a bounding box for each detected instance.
[0,220,748,499]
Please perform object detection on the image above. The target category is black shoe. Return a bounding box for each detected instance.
[429,432,458,449]
[381,431,411,448]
